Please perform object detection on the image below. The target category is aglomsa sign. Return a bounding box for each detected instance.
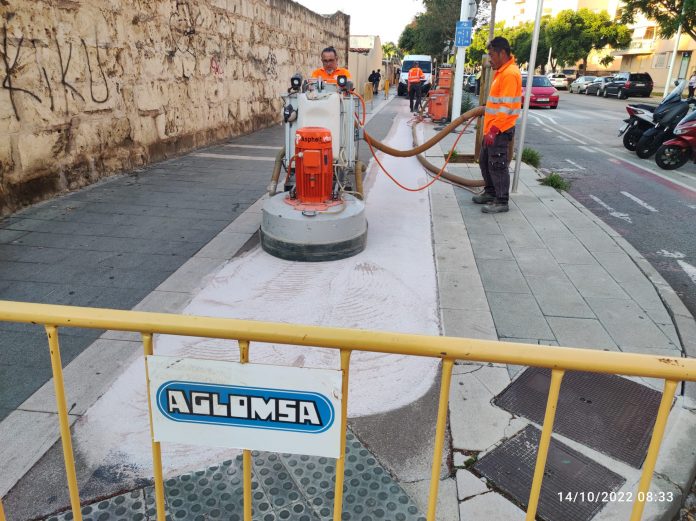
[148,356,342,457]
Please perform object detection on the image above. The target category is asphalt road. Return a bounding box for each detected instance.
[521,90,696,326]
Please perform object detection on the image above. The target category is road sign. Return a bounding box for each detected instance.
[148,356,342,457]
[455,20,472,47]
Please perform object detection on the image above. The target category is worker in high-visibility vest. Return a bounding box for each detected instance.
[470,37,522,214]
[407,62,426,112]
[311,46,351,84]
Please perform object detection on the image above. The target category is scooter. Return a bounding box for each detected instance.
[654,108,696,170]
[619,81,685,151]
[635,85,695,159]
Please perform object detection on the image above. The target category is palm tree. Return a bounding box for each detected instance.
[382,42,402,61]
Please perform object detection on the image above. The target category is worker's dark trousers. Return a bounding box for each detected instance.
[409,84,422,111]
[479,130,514,203]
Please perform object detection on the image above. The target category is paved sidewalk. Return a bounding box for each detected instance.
[1,91,696,521]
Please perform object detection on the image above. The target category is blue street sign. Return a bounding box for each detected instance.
[455,20,472,47]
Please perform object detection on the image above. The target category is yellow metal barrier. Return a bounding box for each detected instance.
[1,299,695,521]
[384,80,390,98]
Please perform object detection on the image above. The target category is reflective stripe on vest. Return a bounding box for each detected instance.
[488,95,522,104]
[483,58,522,134]
[485,106,521,116]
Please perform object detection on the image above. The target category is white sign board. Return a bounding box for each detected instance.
[147,356,342,458]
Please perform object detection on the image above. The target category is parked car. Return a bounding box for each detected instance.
[522,75,559,109]
[585,76,614,96]
[465,74,477,93]
[569,76,596,93]
[604,72,654,99]
[547,73,569,90]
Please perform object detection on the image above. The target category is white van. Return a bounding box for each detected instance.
[398,55,433,96]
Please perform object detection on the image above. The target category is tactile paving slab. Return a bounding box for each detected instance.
[45,430,426,521]
[493,367,663,467]
[474,425,626,521]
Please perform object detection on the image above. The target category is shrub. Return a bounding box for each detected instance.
[539,172,571,191]
[521,147,542,168]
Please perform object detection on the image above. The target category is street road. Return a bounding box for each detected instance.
[521,90,696,324]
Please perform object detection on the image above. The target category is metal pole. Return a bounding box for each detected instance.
[664,21,683,98]
[451,0,474,119]
[511,0,545,193]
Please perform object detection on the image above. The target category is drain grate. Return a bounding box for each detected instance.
[46,430,425,521]
[494,367,663,467]
[474,425,625,521]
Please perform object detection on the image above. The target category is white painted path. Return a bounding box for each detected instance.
[72,114,441,479]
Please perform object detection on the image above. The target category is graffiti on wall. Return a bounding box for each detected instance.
[1,25,111,121]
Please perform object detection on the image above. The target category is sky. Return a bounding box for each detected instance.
[293,0,424,44]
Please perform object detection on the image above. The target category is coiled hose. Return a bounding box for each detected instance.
[269,105,485,196]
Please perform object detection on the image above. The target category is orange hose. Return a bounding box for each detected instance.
[351,89,367,126]
[364,107,481,157]
[358,114,474,192]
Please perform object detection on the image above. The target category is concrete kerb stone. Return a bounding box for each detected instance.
[436,137,696,519]
[559,190,696,397]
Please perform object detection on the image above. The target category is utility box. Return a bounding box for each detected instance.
[437,69,453,89]
[428,89,450,122]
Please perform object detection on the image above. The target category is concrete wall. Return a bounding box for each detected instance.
[348,35,382,96]
[0,0,349,215]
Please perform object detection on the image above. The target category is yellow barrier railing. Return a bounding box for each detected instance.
[0,300,695,521]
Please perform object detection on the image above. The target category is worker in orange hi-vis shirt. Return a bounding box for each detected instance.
[407,62,425,112]
[469,37,522,214]
[311,46,351,84]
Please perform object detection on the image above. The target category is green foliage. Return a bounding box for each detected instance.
[539,172,571,191]
[599,54,615,67]
[467,22,509,65]
[382,42,402,61]
[398,25,418,54]
[461,92,475,113]
[621,0,696,41]
[397,0,491,58]
[508,20,551,72]
[521,147,542,168]
[545,10,631,71]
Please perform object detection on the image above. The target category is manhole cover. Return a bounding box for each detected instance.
[494,367,664,467]
[474,425,625,521]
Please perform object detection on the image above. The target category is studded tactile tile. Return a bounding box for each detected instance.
[46,490,148,521]
[44,429,426,521]
[474,425,626,521]
[494,367,664,468]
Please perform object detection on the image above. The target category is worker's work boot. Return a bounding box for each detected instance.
[481,202,509,213]
[471,193,495,204]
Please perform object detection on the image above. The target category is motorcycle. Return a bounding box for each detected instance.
[654,108,696,170]
[619,81,685,152]
[635,86,695,159]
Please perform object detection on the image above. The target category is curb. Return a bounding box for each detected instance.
[558,187,696,401]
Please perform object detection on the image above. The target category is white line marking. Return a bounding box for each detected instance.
[543,128,552,133]
[565,159,586,170]
[589,194,633,223]
[620,191,658,212]
[542,167,579,173]
[224,144,282,150]
[530,115,696,194]
[578,145,597,154]
[678,260,696,285]
[193,153,276,162]
[657,250,686,259]
[558,136,571,142]
[531,111,558,125]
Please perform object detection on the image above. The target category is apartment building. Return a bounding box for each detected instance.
[497,0,695,91]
